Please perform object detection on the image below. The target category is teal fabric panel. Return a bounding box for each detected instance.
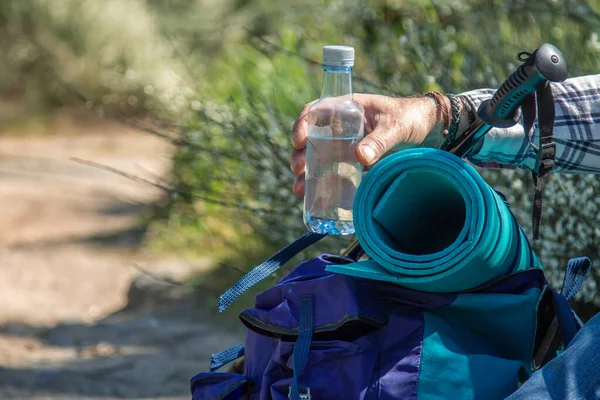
[327,148,542,292]
[416,287,542,400]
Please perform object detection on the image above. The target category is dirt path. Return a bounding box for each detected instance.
[0,120,242,399]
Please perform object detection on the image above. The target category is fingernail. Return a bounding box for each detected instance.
[359,144,376,164]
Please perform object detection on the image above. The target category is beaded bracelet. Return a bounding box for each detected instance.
[446,94,461,145]
[445,95,479,152]
[424,91,451,137]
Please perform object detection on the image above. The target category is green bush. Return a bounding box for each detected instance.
[152,0,600,310]
[0,0,265,122]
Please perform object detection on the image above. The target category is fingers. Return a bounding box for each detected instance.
[356,125,398,166]
[352,93,377,109]
[293,173,305,197]
[291,102,313,197]
[291,101,316,197]
[292,101,316,150]
[290,148,306,175]
[354,96,423,166]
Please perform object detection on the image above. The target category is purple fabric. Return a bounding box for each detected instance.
[243,327,277,393]
[243,281,386,334]
[278,254,352,284]
[248,256,387,333]
[262,335,379,399]
[244,322,421,400]
[239,257,434,399]
[377,307,424,400]
[473,268,547,294]
[368,280,457,309]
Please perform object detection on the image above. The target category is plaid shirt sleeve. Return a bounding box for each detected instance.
[461,74,600,174]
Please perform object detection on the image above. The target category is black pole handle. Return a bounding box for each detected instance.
[477,43,569,128]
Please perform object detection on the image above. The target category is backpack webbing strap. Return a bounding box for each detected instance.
[561,256,592,301]
[218,232,326,313]
[210,343,245,372]
[534,257,591,368]
[522,81,556,240]
[555,256,592,347]
[289,295,314,400]
[554,256,592,348]
[550,290,578,348]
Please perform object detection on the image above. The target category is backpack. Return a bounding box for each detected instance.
[191,251,590,400]
[190,146,592,400]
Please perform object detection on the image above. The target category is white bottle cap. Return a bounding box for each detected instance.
[323,45,355,67]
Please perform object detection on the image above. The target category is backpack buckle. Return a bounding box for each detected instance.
[288,386,311,400]
[534,142,556,178]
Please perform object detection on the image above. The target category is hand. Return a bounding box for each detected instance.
[290,93,447,196]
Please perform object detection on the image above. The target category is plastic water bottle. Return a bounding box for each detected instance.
[303,45,365,235]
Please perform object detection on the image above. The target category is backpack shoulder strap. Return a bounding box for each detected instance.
[218,232,326,312]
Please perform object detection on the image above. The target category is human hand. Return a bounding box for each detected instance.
[290,93,448,196]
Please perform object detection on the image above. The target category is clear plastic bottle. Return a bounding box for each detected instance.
[303,45,365,235]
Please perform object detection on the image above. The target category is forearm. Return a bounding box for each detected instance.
[460,74,600,174]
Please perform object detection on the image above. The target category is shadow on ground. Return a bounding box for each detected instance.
[9,224,151,252]
[0,280,244,399]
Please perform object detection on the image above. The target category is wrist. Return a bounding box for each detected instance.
[423,92,452,149]
[424,92,478,153]
[418,93,446,149]
[423,92,451,133]
[448,94,480,154]
[455,94,477,138]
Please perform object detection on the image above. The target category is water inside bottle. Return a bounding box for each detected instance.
[303,133,362,235]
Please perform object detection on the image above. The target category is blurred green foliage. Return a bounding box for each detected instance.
[2,0,600,310]
[158,0,600,310]
[0,0,282,124]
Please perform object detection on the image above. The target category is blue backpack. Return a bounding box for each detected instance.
[191,250,589,400]
[191,149,592,400]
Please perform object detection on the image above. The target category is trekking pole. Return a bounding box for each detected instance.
[445,43,568,156]
[342,43,569,259]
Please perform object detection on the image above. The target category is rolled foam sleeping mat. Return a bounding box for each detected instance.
[326,148,542,292]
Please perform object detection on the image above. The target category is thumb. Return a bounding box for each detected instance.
[356,126,410,166]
